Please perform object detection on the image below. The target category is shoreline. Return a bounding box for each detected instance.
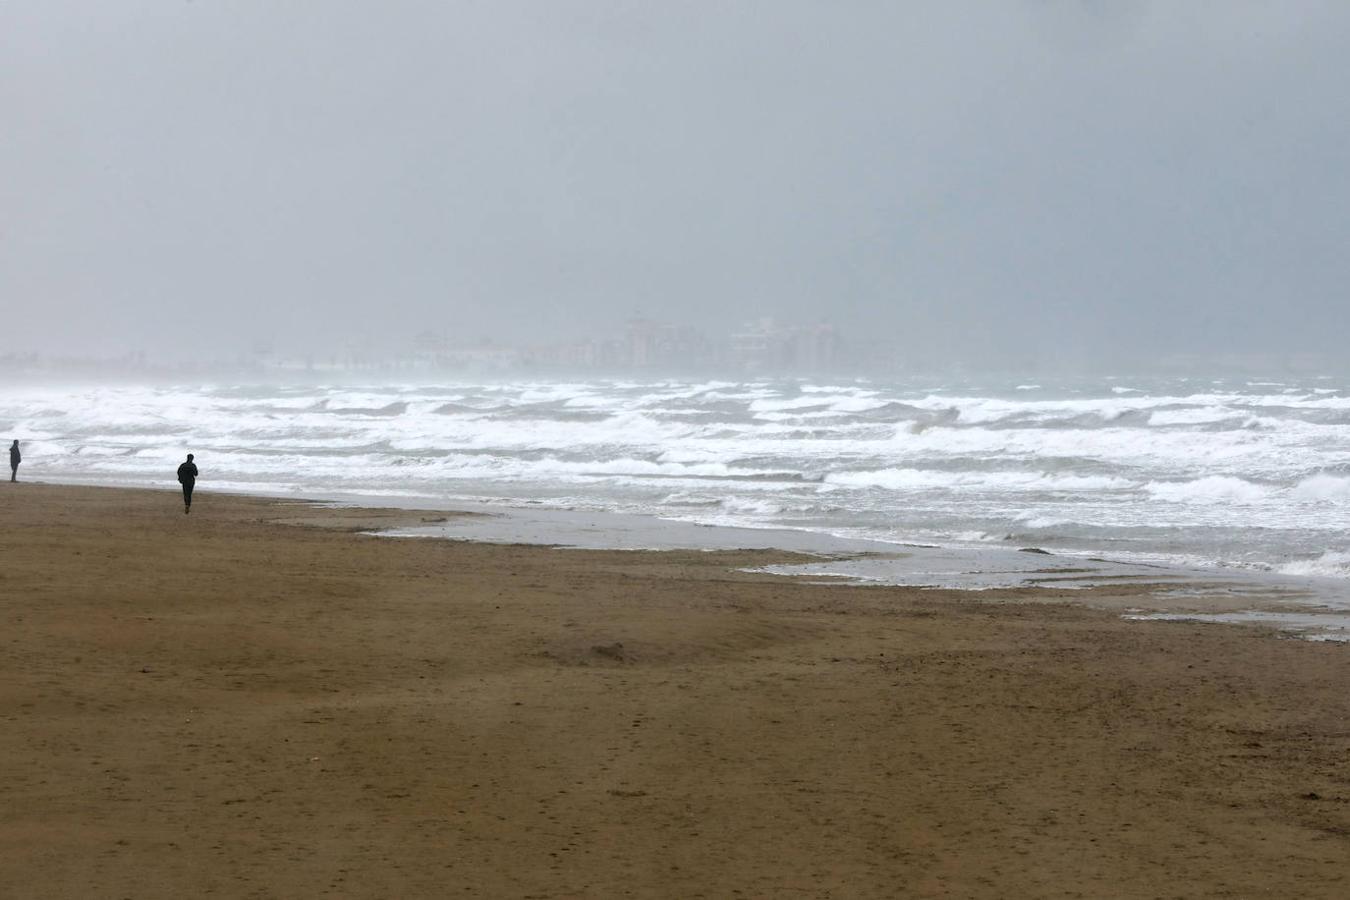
[10,372,1350,623]
[2,482,1348,896]
[25,474,1350,636]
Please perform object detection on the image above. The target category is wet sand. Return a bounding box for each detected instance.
[1,483,1348,898]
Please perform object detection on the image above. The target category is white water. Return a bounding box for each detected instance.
[5,375,1350,584]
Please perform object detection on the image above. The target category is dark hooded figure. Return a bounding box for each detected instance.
[9,440,18,482]
[177,453,198,514]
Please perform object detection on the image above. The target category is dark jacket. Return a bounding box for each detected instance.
[9,444,18,466]
[177,461,198,484]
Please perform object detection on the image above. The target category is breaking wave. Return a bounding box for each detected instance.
[1279,551,1350,578]
[1144,476,1271,504]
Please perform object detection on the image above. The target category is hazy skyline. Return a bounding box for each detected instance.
[4,1,1347,366]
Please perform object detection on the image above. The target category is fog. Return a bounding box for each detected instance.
[3,1,1347,369]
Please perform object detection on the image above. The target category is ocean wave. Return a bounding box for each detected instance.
[748,398,834,414]
[1147,407,1236,427]
[1278,551,1350,578]
[432,402,482,415]
[1144,476,1271,504]
[659,491,723,507]
[717,495,788,517]
[1290,473,1350,501]
[510,456,812,483]
[324,401,408,416]
[858,402,959,426]
[825,468,1135,492]
[948,530,997,542]
[1012,513,1074,529]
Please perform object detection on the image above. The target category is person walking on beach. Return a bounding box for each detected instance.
[9,440,19,482]
[177,453,198,514]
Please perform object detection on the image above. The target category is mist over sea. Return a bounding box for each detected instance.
[6,375,1350,580]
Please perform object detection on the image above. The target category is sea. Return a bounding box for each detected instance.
[5,374,1350,587]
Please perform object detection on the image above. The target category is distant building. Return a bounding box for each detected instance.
[788,322,840,371]
[392,317,853,376]
[730,318,842,373]
[729,318,778,372]
[623,318,712,370]
[405,333,520,372]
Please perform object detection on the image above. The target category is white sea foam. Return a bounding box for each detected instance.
[1147,407,1234,426]
[659,491,722,507]
[747,396,839,413]
[1278,551,1350,578]
[1144,476,1271,504]
[1290,474,1350,501]
[718,496,787,517]
[826,468,1134,492]
[1012,512,1074,529]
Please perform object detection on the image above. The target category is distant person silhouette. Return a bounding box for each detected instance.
[177,453,198,514]
[9,440,18,482]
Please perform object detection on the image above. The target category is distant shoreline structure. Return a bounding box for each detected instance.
[9,311,1350,382]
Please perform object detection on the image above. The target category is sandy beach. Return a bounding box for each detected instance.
[2,483,1348,898]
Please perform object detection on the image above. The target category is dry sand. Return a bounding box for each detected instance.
[1,483,1348,898]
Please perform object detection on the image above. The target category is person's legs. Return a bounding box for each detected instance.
[183,482,193,513]
[9,463,15,482]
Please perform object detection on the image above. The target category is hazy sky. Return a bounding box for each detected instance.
[3,1,1347,363]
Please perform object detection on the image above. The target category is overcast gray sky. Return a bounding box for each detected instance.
[3,1,1347,364]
